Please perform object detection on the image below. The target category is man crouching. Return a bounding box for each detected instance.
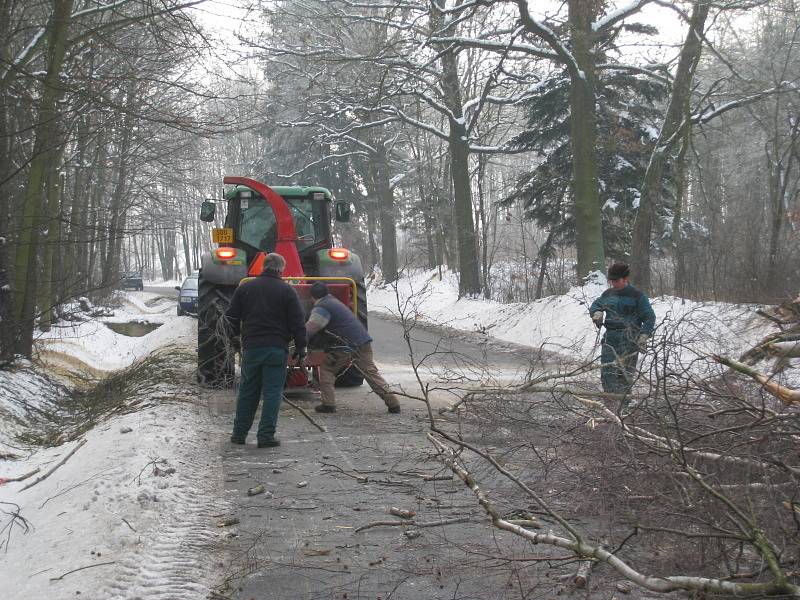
[305,282,401,415]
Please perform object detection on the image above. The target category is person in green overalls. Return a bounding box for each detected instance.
[589,262,656,395]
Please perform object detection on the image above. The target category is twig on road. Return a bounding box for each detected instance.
[282,395,327,432]
[355,516,470,533]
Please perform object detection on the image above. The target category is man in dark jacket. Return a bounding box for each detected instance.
[225,253,307,447]
[305,282,401,414]
[589,262,656,395]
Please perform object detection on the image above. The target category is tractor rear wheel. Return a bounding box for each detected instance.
[197,275,236,388]
[335,276,367,387]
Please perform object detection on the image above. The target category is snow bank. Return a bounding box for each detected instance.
[0,401,224,599]
[1,291,223,600]
[36,293,193,372]
[368,268,768,369]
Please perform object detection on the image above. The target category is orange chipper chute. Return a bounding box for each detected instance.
[222,176,305,278]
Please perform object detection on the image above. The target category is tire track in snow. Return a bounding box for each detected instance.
[98,417,228,600]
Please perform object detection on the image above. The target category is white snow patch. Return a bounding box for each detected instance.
[0,291,226,599]
[1,405,224,600]
[603,198,619,211]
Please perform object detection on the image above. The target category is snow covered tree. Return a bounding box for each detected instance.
[506,68,669,261]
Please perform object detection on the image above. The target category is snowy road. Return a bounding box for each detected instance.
[209,314,540,599]
[1,290,534,600]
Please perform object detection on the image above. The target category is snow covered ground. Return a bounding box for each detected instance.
[0,271,793,599]
[367,269,779,380]
[1,292,226,599]
[35,292,193,372]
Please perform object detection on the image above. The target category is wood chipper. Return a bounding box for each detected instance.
[196,176,367,389]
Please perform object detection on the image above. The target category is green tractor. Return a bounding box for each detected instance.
[197,176,367,388]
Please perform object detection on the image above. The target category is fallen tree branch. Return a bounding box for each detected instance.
[714,355,800,406]
[428,433,800,597]
[768,341,800,358]
[20,439,87,492]
[574,559,595,588]
[0,467,40,485]
[755,308,788,326]
[282,395,327,432]
[355,516,470,533]
[574,396,800,477]
[0,501,31,552]
[49,560,116,581]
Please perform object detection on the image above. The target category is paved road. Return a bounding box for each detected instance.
[369,311,536,370]
[207,312,545,599]
[144,285,179,298]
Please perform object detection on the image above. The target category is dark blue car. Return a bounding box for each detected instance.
[121,271,144,291]
[176,274,199,316]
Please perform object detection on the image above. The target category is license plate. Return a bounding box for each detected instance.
[212,228,234,243]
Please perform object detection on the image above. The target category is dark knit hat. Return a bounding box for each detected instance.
[310,281,329,299]
[608,262,630,280]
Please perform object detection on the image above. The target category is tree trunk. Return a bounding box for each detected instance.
[671,129,690,298]
[38,144,66,331]
[0,237,13,362]
[568,0,605,280]
[431,1,481,296]
[64,116,87,295]
[630,0,709,292]
[80,129,107,291]
[535,227,557,300]
[371,142,399,282]
[101,86,136,289]
[0,0,12,359]
[415,157,438,269]
[477,155,491,298]
[12,0,74,356]
[365,199,380,271]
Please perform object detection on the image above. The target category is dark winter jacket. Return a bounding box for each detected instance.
[225,271,307,351]
[589,284,655,336]
[309,295,371,348]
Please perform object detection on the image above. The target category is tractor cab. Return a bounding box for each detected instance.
[201,183,351,277]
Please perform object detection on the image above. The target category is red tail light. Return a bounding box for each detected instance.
[215,247,237,260]
[328,248,350,261]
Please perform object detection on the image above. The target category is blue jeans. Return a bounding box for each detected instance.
[600,330,639,394]
[232,346,288,442]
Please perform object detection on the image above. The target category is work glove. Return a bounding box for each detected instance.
[292,347,307,366]
[591,311,604,329]
[637,333,648,352]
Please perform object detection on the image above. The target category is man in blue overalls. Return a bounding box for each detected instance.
[589,262,656,395]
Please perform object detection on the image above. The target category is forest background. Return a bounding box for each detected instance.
[1,0,799,362]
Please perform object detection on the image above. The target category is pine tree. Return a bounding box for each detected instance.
[506,68,670,261]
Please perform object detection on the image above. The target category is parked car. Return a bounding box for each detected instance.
[120,271,144,291]
[176,273,199,316]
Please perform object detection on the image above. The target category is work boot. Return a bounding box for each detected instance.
[387,405,401,414]
[257,438,280,448]
[230,435,246,444]
[314,404,336,413]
